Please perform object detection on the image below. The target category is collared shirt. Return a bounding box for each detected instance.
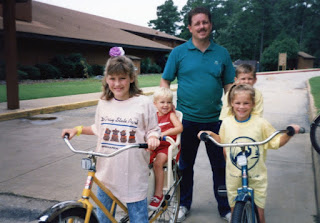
[162,38,235,123]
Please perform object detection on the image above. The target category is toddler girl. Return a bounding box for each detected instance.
[148,87,183,210]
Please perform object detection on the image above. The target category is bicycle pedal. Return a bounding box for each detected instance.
[218,185,227,197]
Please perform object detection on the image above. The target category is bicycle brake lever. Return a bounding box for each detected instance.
[299,127,305,134]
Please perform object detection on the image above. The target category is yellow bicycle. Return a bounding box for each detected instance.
[38,111,183,223]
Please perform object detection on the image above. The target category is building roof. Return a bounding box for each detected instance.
[298,51,315,59]
[0,1,186,51]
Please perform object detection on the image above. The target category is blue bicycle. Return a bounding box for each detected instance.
[200,126,305,223]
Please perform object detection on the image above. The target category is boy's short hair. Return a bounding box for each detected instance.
[153,87,173,102]
[236,64,256,79]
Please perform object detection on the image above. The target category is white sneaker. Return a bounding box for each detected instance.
[222,212,231,222]
[177,206,189,222]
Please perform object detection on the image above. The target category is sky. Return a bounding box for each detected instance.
[35,0,187,28]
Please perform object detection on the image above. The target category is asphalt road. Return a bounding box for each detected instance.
[0,70,319,223]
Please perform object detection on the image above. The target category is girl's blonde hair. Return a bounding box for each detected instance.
[101,56,142,100]
[228,84,255,113]
[153,87,173,102]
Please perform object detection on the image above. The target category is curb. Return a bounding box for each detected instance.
[0,86,177,122]
[257,68,320,76]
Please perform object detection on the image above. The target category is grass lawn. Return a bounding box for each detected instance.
[309,76,320,113]
[0,74,176,102]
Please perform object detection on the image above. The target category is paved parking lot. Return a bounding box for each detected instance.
[0,71,319,222]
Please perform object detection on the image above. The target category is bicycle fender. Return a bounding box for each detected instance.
[37,200,96,222]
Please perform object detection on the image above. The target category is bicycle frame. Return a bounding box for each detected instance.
[236,146,256,223]
[38,134,181,223]
[200,126,305,223]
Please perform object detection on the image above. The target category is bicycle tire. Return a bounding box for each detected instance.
[50,208,98,223]
[231,200,259,223]
[311,114,320,154]
[149,160,181,223]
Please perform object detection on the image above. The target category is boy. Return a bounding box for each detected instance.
[219,63,263,120]
[149,87,183,210]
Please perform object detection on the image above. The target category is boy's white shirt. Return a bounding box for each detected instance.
[219,88,264,120]
[219,115,281,208]
[91,95,161,203]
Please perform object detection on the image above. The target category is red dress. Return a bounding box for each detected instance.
[150,111,177,162]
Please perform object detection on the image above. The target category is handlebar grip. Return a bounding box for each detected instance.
[286,126,295,136]
[200,132,209,142]
[286,126,305,136]
[138,143,148,148]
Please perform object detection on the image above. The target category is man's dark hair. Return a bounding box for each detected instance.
[188,7,212,26]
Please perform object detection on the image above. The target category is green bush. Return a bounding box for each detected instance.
[0,61,5,80]
[149,63,162,73]
[50,53,92,78]
[261,37,299,71]
[141,57,162,74]
[18,69,28,80]
[35,63,61,79]
[18,65,41,80]
[91,64,105,76]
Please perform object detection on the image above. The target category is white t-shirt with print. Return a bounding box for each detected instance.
[91,95,161,203]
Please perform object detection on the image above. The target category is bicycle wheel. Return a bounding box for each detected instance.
[231,200,259,223]
[50,208,98,223]
[311,114,320,154]
[149,160,180,223]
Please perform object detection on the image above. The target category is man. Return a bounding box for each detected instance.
[160,7,235,222]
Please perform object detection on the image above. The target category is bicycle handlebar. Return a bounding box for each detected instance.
[63,134,176,158]
[200,126,305,148]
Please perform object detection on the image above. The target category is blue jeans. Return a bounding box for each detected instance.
[97,186,148,223]
[179,120,230,216]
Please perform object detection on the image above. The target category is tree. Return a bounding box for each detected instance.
[148,0,181,35]
[165,0,319,69]
[260,37,299,71]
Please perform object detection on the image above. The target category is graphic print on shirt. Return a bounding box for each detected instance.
[129,130,136,143]
[120,130,127,143]
[103,128,111,141]
[111,129,120,142]
[101,115,138,149]
[229,136,260,170]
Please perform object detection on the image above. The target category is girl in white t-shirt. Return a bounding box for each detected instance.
[62,47,161,223]
[198,84,301,223]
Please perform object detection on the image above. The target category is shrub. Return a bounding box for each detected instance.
[18,70,28,80]
[35,63,61,79]
[91,64,105,76]
[18,65,41,80]
[50,55,73,78]
[0,61,5,80]
[50,53,92,78]
[261,37,299,71]
[150,63,162,73]
[141,57,162,74]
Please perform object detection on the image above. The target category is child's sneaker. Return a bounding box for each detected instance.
[148,195,164,210]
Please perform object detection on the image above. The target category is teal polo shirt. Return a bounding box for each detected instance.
[162,39,235,123]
